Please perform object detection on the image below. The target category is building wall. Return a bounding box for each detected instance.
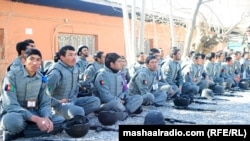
[0,0,225,82]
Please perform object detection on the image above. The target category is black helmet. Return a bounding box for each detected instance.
[173,95,190,107]
[63,115,90,138]
[98,111,118,126]
[144,110,165,125]
[201,89,214,100]
[239,80,249,89]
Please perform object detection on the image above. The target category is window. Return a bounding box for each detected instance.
[58,33,96,55]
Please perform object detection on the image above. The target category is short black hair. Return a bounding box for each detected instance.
[59,45,75,57]
[170,48,180,58]
[136,52,144,57]
[149,48,160,55]
[16,41,30,56]
[206,52,215,60]
[24,48,42,59]
[93,51,104,61]
[24,39,35,44]
[225,56,232,62]
[145,55,157,64]
[105,53,121,68]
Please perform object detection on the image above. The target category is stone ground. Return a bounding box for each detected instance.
[1,89,250,141]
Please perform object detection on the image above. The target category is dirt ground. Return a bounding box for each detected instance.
[1,89,250,141]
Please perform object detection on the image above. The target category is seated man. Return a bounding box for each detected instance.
[94,53,143,120]
[129,55,172,107]
[46,45,100,120]
[1,48,64,141]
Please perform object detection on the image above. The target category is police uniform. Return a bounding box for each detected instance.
[128,66,169,106]
[46,60,100,119]
[221,62,237,87]
[161,58,196,95]
[233,60,242,76]
[8,56,23,72]
[203,60,224,93]
[1,66,64,135]
[81,61,104,86]
[182,62,207,94]
[94,67,143,114]
[241,58,250,79]
[76,56,89,81]
[129,62,145,77]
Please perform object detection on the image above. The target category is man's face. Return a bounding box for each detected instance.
[98,54,106,64]
[121,58,127,68]
[24,54,42,74]
[219,54,224,61]
[146,58,158,71]
[138,54,146,62]
[174,51,182,61]
[29,43,35,48]
[110,58,123,71]
[80,48,89,57]
[153,53,161,61]
[61,50,76,67]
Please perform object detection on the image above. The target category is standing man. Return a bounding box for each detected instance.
[94,53,143,119]
[1,48,64,141]
[46,45,100,120]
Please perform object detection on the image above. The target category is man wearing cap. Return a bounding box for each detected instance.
[76,45,89,80]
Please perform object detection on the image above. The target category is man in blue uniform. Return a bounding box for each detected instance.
[94,53,143,120]
[1,48,64,141]
[46,45,100,120]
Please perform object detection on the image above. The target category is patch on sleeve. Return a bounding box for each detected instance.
[100,80,105,85]
[143,80,147,84]
[4,84,15,92]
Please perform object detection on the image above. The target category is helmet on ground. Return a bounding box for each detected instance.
[144,110,165,125]
[201,89,214,100]
[173,95,190,107]
[63,115,89,138]
[98,111,118,126]
[212,85,224,94]
[239,80,249,89]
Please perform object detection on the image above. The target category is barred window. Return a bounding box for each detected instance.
[58,33,96,56]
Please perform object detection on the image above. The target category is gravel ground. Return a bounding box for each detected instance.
[1,89,250,141]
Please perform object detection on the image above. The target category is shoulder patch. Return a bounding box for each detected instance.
[4,84,15,92]
[100,80,105,85]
